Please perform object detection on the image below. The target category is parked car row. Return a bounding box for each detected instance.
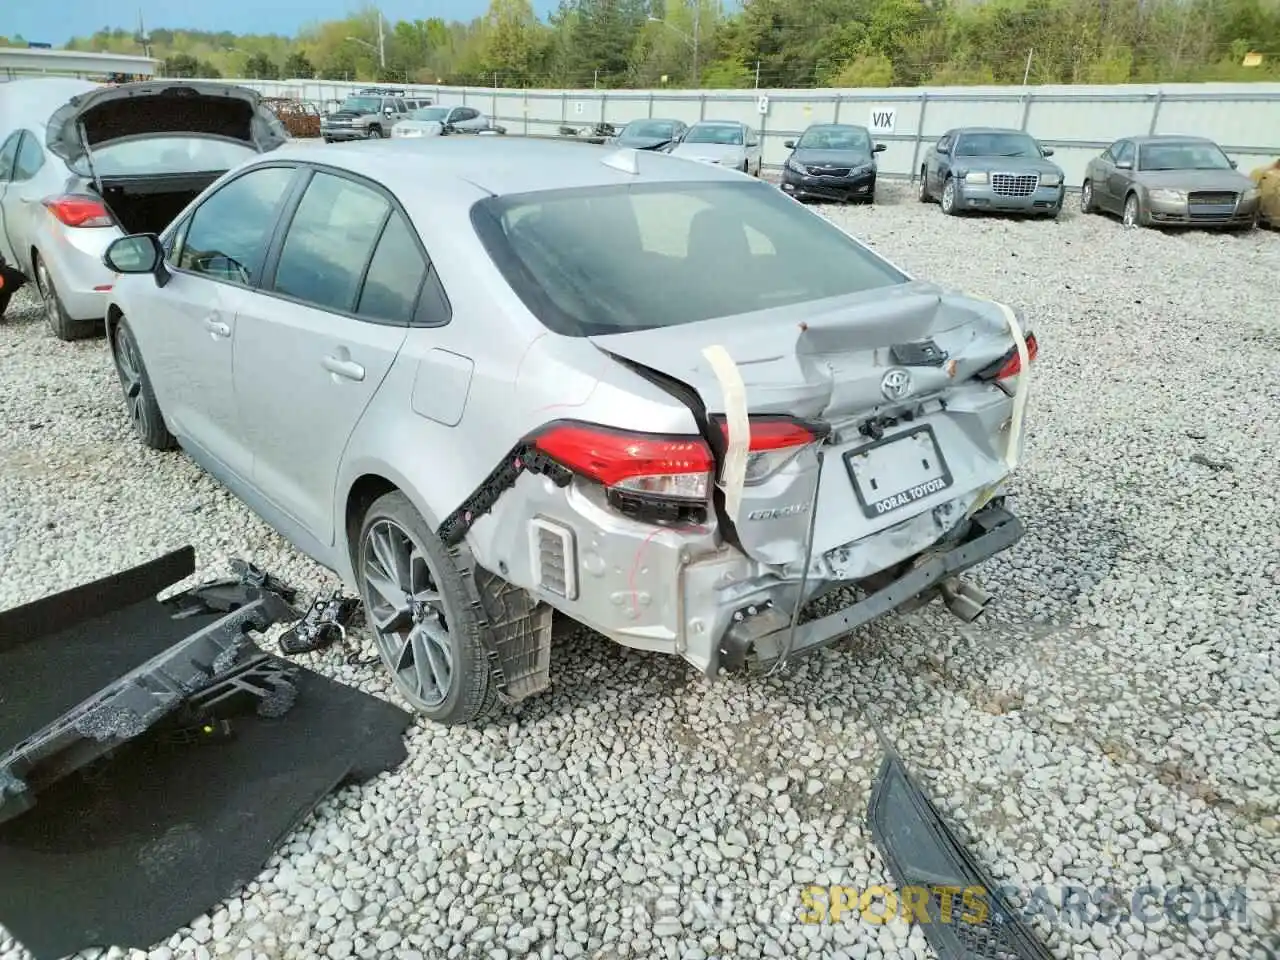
[1,77,1039,726]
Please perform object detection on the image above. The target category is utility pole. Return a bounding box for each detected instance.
[754,59,760,89]
[136,9,151,59]
[377,10,386,71]
[1022,47,1034,86]
[692,0,700,87]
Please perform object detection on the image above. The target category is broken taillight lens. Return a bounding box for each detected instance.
[977,331,1039,382]
[532,422,715,505]
[715,415,826,485]
[43,195,114,228]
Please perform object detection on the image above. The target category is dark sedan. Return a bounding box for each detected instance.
[780,124,886,203]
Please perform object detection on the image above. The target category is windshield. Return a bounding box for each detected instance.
[471,181,906,337]
[409,107,450,122]
[797,126,872,152]
[683,125,743,146]
[954,132,1041,158]
[1138,141,1233,171]
[70,136,257,178]
[340,96,380,113]
[621,121,675,141]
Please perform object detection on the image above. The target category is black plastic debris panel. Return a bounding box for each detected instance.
[867,753,1055,960]
[0,547,415,960]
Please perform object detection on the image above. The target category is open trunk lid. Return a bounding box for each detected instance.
[46,80,288,170]
[590,281,1029,569]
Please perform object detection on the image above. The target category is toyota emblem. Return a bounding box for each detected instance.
[880,368,912,401]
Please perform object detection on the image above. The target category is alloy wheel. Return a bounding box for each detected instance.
[362,518,455,710]
[1081,182,1093,213]
[113,325,152,439]
[1123,195,1139,228]
[917,172,928,202]
[941,179,956,213]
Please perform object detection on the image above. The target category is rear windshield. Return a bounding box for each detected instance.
[72,136,257,177]
[684,125,743,146]
[471,180,907,337]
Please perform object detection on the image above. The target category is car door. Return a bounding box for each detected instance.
[231,167,419,543]
[1104,140,1135,211]
[0,131,23,264]
[130,163,301,481]
[927,134,953,193]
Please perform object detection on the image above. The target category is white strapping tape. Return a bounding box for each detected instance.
[701,344,749,524]
[968,296,1031,472]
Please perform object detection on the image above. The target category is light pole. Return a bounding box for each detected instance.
[346,11,386,71]
[648,8,699,87]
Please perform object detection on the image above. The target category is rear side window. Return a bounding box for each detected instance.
[272,171,390,313]
[472,180,906,337]
[177,165,296,285]
[357,212,426,323]
[13,132,44,181]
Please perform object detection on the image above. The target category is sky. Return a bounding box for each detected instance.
[7,0,536,47]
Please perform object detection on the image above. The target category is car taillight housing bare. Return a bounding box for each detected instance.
[976,331,1039,382]
[713,415,826,485]
[532,422,715,524]
[43,195,114,228]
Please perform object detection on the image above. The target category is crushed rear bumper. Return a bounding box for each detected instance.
[719,501,1024,671]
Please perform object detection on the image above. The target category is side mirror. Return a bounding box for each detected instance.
[784,139,795,149]
[1041,146,1055,157]
[1229,159,1238,169]
[1116,159,1133,170]
[104,234,164,281]
[873,142,887,153]
[383,107,394,116]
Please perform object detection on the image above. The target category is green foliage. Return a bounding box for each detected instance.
[59,0,1280,89]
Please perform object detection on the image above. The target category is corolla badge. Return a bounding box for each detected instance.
[880,368,913,401]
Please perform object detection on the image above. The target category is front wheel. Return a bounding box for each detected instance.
[940,177,960,216]
[357,491,497,725]
[112,316,176,450]
[1122,192,1144,229]
[367,126,383,140]
[1080,180,1097,214]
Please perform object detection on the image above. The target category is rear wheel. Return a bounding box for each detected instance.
[112,315,176,450]
[34,254,96,341]
[917,168,930,203]
[357,491,496,726]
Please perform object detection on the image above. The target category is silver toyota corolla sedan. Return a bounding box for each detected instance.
[101,137,1037,725]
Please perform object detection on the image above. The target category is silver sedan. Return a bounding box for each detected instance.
[101,136,1035,724]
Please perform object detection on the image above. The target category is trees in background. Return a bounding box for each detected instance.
[60,0,1280,88]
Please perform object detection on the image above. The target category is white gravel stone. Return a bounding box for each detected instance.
[0,183,1277,960]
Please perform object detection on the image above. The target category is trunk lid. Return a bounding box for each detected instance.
[46,80,288,170]
[590,281,1025,569]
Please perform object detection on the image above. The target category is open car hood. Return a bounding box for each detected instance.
[46,80,288,168]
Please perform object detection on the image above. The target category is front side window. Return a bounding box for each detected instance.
[954,132,1040,158]
[13,131,44,181]
[684,124,744,146]
[1113,141,1134,166]
[272,171,391,313]
[177,165,296,285]
[1138,141,1232,171]
[472,180,907,337]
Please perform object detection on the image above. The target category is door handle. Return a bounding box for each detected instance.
[203,318,231,338]
[322,355,365,382]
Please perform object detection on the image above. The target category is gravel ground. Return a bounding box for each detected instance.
[1,182,1278,960]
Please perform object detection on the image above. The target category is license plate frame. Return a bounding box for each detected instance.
[843,424,955,519]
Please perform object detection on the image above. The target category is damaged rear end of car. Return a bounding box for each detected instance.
[452,173,1035,680]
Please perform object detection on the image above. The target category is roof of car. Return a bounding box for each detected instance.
[950,126,1029,135]
[690,119,745,127]
[1127,134,1217,145]
[0,77,101,124]
[264,136,742,196]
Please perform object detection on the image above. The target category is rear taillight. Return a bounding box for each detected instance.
[43,195,114,228]
[977,331,1039,381]
[532,422,714,522]
[715,415,825,484]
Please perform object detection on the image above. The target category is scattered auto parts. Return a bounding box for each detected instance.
[278,589,362,655]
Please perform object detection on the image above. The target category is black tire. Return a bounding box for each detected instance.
[323,136,334,143]
[917,168,931,203]
[367,126,383,140]
[1123,192,1145,229]
[111,315,176,450]
[356,491,497,726]
[34,254,97,341]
